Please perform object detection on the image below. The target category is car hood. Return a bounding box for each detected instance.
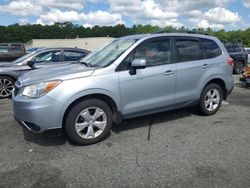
[18,64,96,86]
[0,62,21,72]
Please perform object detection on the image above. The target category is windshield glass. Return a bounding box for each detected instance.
[79,38,137,67]
[12,51,36,64]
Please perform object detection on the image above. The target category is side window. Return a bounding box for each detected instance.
[201,38,222,59]
[63,51,86,61]
[120,39,171,70]
[175,38,203,62]
[225,44,242,53]
[0,45,9,53]
[10,45,22,52]
[33,50,60,63]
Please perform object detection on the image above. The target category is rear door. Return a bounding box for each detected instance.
[174,37,207,106]
[174,37,222,106]
[118,37,176,116]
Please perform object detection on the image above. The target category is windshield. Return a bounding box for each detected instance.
[79,38,137,67]
[12,51,36,64]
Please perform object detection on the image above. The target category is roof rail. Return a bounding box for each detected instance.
[153,29,209,36]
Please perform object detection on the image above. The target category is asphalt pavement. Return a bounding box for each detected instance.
[0,75,249,188]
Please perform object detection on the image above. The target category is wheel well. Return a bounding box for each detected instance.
[62,94,119,129]
[0,74,17,82]
[206,79,226,100]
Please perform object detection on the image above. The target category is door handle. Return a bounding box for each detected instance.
[202,64,210,69]
[164,70,175,75]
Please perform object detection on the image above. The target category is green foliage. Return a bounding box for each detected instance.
[0,22,250,46]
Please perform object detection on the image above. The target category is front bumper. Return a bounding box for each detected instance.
[13,94,64,133]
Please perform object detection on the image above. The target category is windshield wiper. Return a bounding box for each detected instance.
[78,60,92,67]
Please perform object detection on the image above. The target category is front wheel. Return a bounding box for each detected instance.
[0,76,15,99]
[199,83,223,116]
[65,99,113,145]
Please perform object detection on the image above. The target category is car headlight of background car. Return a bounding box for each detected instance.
[20,80,62,98]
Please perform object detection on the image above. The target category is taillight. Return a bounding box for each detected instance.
[244,52,248,60]
[227,57,234,66]
[243,48,248,60]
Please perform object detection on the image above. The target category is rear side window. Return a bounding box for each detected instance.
[175,38,203,62]
[224,44,242,53]
[63,51,86,61]
[201,38,222,59]
[246,49,250,54]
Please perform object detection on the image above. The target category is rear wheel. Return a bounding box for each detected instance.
[234,61,244,74]
[199,83,223,116]
[0,76,15,99]
[65,99,113,145]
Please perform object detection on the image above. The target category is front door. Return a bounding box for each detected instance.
[118,37,176,116]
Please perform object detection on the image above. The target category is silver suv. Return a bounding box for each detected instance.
[13,33,234,145]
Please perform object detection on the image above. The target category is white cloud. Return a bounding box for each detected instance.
[242,0,250,8]
[204,7,241,24]
[188,7,242,29]
[0,1,42,16]
[79,10,124,26]
[40,9,80,23]
[196,20,224,30]
[39,0,84,10]
[150,19,183,28]
[109,0,178,27]
[0,0,246,29]
[37,9,123,27]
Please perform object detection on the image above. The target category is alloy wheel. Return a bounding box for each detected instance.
[75,107,107,139]
[204,88,220,112]
[0,78,14,98]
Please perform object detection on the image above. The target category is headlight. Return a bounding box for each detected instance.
[21,80,62,98]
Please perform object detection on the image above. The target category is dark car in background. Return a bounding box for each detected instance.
[223,42,248,74]
[245,47,250,65]
[0,43,26,62]
[0,47,90,98]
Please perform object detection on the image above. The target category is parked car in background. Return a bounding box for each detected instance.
[223,42,248,74]
[245,47,250,65]
[0,43,26,62]
[0,47,89,98]
[13,33,234,145]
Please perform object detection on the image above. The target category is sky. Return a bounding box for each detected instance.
[0,0,250,30]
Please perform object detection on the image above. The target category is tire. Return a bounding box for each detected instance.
[199,83,223,116]
[65,99,113,145]
[0,76,15,99]
[234,61,244,74]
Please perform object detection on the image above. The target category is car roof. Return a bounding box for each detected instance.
[119,33,218,41]
[34,47,90,53]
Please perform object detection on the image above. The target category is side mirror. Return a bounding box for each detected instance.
[129,58,146,75]
[27,60,35,69]
[131,58,146,69]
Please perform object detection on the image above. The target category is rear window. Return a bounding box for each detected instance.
[10,45,22,51]
[224,44,242,53]
[0,45,8,53]
[201,38,222,59]
[175,38,203,62]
